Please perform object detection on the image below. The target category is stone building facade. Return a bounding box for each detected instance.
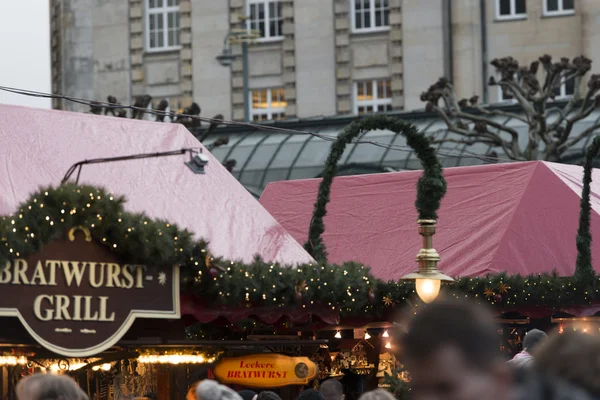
[50,0,600,119]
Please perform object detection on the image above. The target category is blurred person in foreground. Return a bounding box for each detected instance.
[297,389,325,400]
[17,373,88,400]
[320,379,344,400]
[357,389,395,400]
[238,390,258,400]
[257,391,282,400]
[534,330,600,398]
[507,329,548,369]
[196,380,242,400]
[401,296,513,400]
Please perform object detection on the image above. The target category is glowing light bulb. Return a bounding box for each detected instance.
[415,278,441,303]
[385,342,392,349]
[335,331,342,339]
[382,330,389,338]
[364,332,371,340]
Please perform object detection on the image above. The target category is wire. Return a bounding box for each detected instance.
[0,85,514,164]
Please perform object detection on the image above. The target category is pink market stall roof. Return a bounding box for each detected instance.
[260,161,600,280]
[0,104,313,265]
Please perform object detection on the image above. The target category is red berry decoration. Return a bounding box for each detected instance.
[209,268,219,278]
[296,291,303,303]
[494,294,503,302]
[368,290,375,304]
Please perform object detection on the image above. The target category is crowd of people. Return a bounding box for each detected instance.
[14,294,600,400]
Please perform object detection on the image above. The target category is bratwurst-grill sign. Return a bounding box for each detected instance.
[0,227,180,357]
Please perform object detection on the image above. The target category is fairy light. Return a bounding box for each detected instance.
[138,354,214,364]
[0,356,27,366]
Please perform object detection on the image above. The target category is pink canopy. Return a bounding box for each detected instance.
[260,161,600,280]
[0,104,313,265]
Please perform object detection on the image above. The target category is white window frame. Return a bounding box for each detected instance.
[543,0,575,17]
[495,0,527,21]
[145,0,181,53]
[350,0,390,33]
[496,72,518,104]
[353,80,393,115]
[246,0,284,42]
[250,88,286,121]
[553,77,576,100]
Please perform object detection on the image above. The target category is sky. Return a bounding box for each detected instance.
[0,1,51,109]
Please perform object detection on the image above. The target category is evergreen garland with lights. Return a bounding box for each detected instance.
[0,184,599,316]
[304,115,447,263]
[575,135,600,281]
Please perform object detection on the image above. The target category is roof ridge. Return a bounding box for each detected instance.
[481,162,542,275]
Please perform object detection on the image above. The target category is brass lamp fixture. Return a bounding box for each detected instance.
[402,219,454,303]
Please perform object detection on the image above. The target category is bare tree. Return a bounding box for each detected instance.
[421,55,600,161]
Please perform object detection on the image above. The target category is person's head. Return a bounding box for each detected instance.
[238,390,258,400]
[257,391,282,400]
[187,381,202,400]
[534,330,600,396]
[16,373,88,400]
[320,380,344,400]
[522,329,547,353]
[196,380,242,400]
[401,296,511,400]
[357,389,395,400]
[297,389,325,400]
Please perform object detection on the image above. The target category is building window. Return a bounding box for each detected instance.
[544,0,574,16]
[496,0,526,20]
[499,86,516,103]
[553,76,575,99]
[351,0,390,32]
[146,0,180,51]
[251,88,286,121]
[248,0,283,41]
[354,80,393,114]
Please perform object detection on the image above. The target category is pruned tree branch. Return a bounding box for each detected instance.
[422,54,599,162]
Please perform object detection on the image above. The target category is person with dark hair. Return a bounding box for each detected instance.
[401,297,512,400]
[17,373,88,400]
[320,380,344,400]
[257,391,282,400]
[507,329,548,369]
[297,389,325,400]
[238,390,258,400]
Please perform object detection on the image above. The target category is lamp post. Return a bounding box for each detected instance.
[402,219,454,303]
[216,20,261,123]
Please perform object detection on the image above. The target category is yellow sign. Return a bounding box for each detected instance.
[213,354,318,388]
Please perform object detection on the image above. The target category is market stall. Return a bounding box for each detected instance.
[0,105,332,400]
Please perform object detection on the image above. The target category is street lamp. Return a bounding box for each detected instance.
[61,148,207,185]
[402,219,454,303]
[216,22,261,123]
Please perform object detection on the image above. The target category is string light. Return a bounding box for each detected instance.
[335,331,342,339]
[0,356,27,366]
[385,342,392,349]
[382,330,390,338]
[364,332,371,340]
[138,354,214,364]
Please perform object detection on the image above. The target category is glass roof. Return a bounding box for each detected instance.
[205,110,600,195]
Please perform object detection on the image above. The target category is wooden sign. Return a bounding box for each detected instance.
[213,354,318,388]
[0,228,180,357]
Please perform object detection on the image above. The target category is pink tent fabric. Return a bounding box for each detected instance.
[0,104,313,265]
[260,161,600,280]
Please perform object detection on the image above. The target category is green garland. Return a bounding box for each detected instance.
[304,115,447,263]
[0,125,599,316]
[575,136,600,281]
